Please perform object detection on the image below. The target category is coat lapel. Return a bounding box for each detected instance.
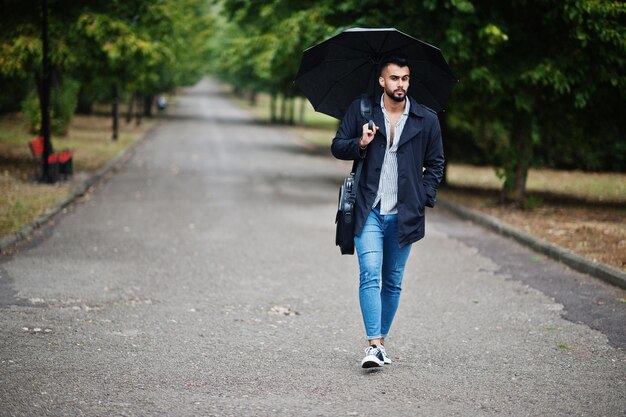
[397,97,425,147]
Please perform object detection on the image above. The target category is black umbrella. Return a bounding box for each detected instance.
[294,27,457,119]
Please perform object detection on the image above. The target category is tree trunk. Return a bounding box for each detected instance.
[298,97,305,126]
[76,88,93,115]
[143,95,153,117]
[280,94,287,124]
[39,0,55,183]
[270,93,277,123]
[500,113,532,207]
[288,97,295,125]
[112,84,119,141]
[135,93,143,126]
[126,93,134,124]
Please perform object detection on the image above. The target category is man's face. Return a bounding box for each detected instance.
[379,64,410,103]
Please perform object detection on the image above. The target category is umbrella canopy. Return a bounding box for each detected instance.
[294,27,457,119]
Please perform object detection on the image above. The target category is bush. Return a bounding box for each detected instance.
[21,92,41,134]
[21,78,80,136]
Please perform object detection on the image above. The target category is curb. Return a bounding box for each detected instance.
[0,125,156,255]
[437,198,626,290]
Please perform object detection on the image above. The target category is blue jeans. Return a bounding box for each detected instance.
[354,207,412,340]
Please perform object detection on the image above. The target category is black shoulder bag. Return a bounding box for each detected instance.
[335,95,373,255]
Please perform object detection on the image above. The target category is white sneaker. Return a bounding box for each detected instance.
[361,345,384,368]
[380,344,392,365]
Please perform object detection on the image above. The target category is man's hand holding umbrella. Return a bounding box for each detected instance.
[359,122,378,150]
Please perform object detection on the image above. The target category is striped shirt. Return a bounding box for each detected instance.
[373,94,410,214]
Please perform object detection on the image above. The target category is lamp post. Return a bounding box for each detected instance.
[40,0,54,183]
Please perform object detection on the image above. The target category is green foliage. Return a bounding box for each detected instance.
[211,0,625,194]
[0,33,41,77]
[211,0,336,123]
[71,0,214,96]
[51,78,80,135]
[0,0,216,144]
[21,78,80,136]
[522,195,543,211]
[213,0,334,97]
[20,92,40,134]
[2,0,623,191]
[404,0,626,203]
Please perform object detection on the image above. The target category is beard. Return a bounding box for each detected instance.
[385,87,406,103]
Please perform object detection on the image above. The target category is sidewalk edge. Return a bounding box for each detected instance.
[0,124,157,254]
[436,198,626,290]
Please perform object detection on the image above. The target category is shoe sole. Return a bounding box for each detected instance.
[361,356,384,368]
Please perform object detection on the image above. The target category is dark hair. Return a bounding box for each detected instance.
[379,55,409,76]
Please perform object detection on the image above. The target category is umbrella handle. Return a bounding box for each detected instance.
[360,95,374,132]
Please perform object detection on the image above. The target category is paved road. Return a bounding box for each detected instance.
[1,79,625,417]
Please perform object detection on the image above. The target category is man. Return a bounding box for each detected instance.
[331,56,444,368]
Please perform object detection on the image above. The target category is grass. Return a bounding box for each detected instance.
[0,173,68,236]
[446,164,626,204]
[0,110,154,239]
[52,114,140,172]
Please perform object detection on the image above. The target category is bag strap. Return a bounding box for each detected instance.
[350,93,373,184]
[360,93,374,131]
[351,157,363,182]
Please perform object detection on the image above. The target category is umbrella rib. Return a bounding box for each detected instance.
[376,32,391,58]
[415,81,444,110]
[296,56,370,79]
[315,60,375,112]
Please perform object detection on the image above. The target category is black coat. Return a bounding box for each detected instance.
[331,96,444,247]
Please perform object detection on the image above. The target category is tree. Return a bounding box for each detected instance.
[213,0,334,123]
[1,0,216,140]
[0,0,89,136]
[73,0,214,129]
[0,0,91,181]
[300,0,626,206]
[450,0,626,205]
[211,0,625,206]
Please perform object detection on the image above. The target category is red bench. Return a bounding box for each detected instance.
[28,136,73,180]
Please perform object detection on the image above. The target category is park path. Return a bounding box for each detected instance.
[1,79,624,417]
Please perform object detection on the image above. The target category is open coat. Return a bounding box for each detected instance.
[331,96,445,247]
